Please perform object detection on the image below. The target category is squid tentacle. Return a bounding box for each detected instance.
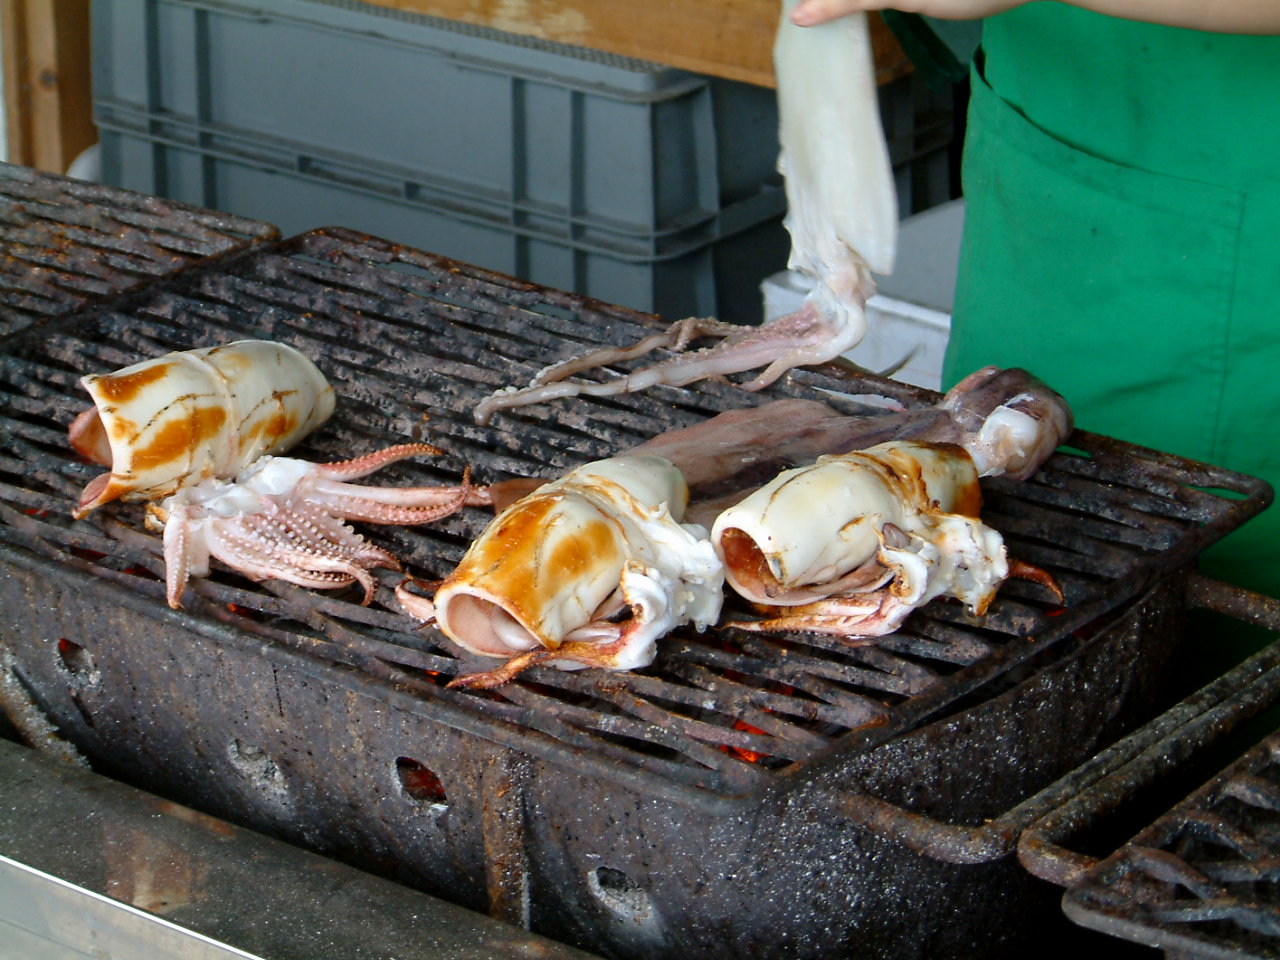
[204,517,384,602]
[312,443,446,480]
[304,475,482,524]
[251,499,399,570]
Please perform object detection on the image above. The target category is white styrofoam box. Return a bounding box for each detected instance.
[873,199,965,313]
[762,270,951,392]
[762,199,964,392]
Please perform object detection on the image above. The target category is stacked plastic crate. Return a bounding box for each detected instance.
[92,0,790,324]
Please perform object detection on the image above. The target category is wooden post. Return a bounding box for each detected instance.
[358,1,909,88]
[2,0,95,173]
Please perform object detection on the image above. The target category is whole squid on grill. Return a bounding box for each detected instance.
[396,455,723,689]
[473,2,896,425]
[708,369,1072,638]
[68,340,488,608]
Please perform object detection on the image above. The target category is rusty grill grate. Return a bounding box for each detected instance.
[0,162,279,335]
[0,226,1269,808]
[1063,729,1280,959]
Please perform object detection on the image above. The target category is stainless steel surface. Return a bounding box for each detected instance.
[0,736,599,960]
[0,856,258,960]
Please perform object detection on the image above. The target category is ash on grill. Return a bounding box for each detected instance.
[0,226,1271,960]
[0,162,278,335]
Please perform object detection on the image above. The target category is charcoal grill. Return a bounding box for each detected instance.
[1065,722,1280,959]
[0,225,1272,959]
[0,161,278,335]
[1012,580,1280,960]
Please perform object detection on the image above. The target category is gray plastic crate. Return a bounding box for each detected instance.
[92,0,789,322]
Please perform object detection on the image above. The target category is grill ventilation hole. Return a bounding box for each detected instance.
[395,757,449,812]
[55,638,99,688]
[226,739,290,808]
[588,866,656,926]
[54,638,100,729]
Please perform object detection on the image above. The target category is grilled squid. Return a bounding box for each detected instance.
[69,340,488,608]
[712,436,1064,639]
[69,340,335,517]
[708,369,1072,638]
[155,444,487,609]
[398,455,723,689]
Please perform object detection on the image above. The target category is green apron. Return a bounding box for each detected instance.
[942,3,1280,597]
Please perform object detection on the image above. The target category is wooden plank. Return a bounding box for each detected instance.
[1,0,95,173]
[364,0,910,87]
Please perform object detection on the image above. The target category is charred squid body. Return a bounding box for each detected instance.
[712,441,1059,639]
[68,339,488,609]
[154,444,488,610]
[69,340,335,517]
[399,455,723,689]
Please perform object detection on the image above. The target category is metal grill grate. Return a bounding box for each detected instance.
[1064,728,1280,959]
[0,226,1269,808]
[0,162,278,335]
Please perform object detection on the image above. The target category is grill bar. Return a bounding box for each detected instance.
[0,225,1270,812]
[1042,586,1280,957]
[0,162,278,335]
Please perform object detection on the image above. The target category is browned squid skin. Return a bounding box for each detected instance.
[627,366,1073,526]
[485,367,1071,523]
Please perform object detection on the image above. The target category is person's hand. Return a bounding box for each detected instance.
[791,0,1280,31]
[790,0,1028,26]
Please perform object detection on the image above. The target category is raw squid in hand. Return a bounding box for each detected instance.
[397,456,724,689]
[473,2,896,425]
[68,340,489,609]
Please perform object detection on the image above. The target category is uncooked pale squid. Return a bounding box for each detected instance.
[630,366,1074,527]
[477,365,1072,533]
[472,2,896,425]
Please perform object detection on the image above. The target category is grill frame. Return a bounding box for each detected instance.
[1014,581,1280,960]
[0,225,1270,813]
[1063,726,1280,959]
[1,224,1275,958]
[0,542,1200,958]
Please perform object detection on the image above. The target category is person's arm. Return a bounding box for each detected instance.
[791,0,1280,35]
